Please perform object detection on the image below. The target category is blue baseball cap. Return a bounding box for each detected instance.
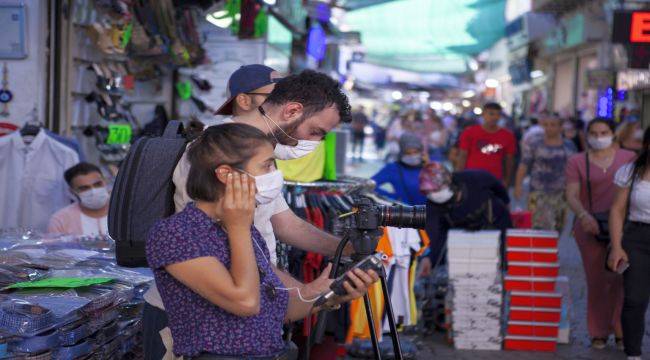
[215,64,280,115]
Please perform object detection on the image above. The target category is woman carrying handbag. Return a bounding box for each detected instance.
[608,127,650,360]
[565,118,636,350]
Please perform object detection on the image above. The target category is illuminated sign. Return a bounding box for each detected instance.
[613,11,650,43]
[630,12,650,43]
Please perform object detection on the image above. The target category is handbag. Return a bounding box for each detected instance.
[585,152,611,244]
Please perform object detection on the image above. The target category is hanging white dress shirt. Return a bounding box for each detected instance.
[0,130,79,231]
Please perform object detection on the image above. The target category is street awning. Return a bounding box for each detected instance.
[346,0,506,73]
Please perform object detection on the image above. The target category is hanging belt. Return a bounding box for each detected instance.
[54,339,92,360]
[9,329,59,353]
[0,302,55,336]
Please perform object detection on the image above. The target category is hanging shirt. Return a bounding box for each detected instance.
[0,130,79,231]
[459,125,516,180]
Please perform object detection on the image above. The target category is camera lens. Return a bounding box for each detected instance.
[378,205,426,229]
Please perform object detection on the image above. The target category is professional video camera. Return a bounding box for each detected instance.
[337,196,426,257]
[307,196,426,360]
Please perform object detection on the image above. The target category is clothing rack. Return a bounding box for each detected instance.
[283,175,376,194]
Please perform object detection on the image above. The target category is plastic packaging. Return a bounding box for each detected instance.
[0,265,48,288]
[8,328,59,354]
[0,299,56,337]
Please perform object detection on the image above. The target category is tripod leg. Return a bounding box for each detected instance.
[363,293,382,360]
[380,274,403,360]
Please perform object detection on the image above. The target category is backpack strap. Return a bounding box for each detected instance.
[162,120,185,139]
[585,152,593,212]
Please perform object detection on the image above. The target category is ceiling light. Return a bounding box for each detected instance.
[442,102,454,111]
[263,0,277,4]
[485,78,499,88]
[473,107,483,115]
[391,91,403,100]
[462,100,471,107]
[462,90,475,98]
[429,101,442,110]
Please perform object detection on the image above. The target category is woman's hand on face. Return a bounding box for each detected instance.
[221,172,257,232]
[580,214,600,235]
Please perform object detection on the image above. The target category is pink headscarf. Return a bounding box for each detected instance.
[419,162,452,194]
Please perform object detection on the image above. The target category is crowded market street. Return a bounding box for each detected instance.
[1,0,650,359]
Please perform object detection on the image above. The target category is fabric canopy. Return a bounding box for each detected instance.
[346,0,506,73]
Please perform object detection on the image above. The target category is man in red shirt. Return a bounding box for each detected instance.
[457,102,516,186]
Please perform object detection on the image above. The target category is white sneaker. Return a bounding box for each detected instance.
[627,356,642,360]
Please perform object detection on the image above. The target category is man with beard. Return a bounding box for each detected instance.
[143,67,353,359]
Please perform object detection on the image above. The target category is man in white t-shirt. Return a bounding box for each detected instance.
[48,163,110,236]
[143,66,354,359]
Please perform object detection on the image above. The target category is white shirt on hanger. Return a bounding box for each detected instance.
[0,130,79,231]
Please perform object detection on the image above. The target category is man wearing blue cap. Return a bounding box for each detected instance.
[214,64,282,118]
[144,65,354,359]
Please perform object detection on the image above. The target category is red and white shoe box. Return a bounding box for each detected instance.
[504,335,558,352]
[504,230,562,351]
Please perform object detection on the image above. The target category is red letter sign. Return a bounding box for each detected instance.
[631,12,650,43]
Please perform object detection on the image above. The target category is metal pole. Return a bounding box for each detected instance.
[363,293,382,360]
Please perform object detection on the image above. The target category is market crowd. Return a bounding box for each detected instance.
[23,64,650,360]
[362,99,650,360]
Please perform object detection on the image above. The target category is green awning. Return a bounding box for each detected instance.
[346,0,506,73]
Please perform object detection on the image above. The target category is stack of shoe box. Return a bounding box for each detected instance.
[504,229,562,352]
[446,230,502,350]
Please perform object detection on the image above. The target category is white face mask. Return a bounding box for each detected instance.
[588,135,613,150]
[260,107,322,160]
[273,140,321,160]
[77,187,110,210]
[241,169,285,205]
[427,187,454,204]
[400,154,422,167]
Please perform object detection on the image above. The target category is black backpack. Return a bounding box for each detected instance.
[108,121,188,267]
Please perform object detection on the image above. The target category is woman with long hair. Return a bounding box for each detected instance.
[565,118,636,350]
[608,127,650,360]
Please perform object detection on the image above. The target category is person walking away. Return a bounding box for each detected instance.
[351,108,369,161]
[48,163,110,236]
[514,114,576,231]
[521,116,543,145]
[564,118,586,152]
[608,127,650,360]
[616,120,644,154]
[418,162,512,277]
[426,115,448,162]
[372,133,428,205]
[565,118,636,350]
[456,102,517,186]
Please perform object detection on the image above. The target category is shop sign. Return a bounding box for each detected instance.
[106,124,132,145]
[613,11,650,43]
[617,69,650,91]
[587,70,614,89]
[543,14,584,52]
